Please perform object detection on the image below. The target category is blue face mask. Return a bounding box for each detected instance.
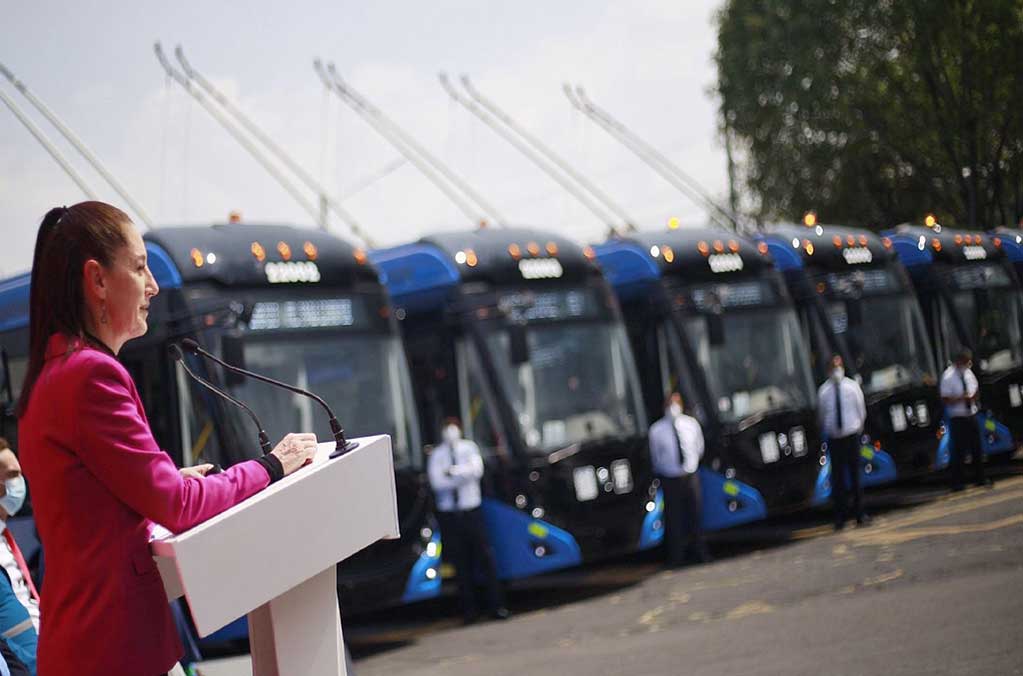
[0,476,26,517]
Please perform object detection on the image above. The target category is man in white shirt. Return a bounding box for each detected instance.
[939,349,989,490]
[648,392,709,567]
[817,355,869,530]
[427,418,508,623]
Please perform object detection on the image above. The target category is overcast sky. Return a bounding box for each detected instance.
[1,0,727,277]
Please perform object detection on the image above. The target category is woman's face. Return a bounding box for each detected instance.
[104,226,159,343]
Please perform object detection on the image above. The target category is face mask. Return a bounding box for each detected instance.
[668,403,683,418]
[442,425,461,444]
[831,367,845,382]
[0,476,26,517]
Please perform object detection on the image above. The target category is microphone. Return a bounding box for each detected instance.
[179,338,359,457]
[168,344,272,455]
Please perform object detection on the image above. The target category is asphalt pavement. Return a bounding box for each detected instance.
[199,461,1023,676]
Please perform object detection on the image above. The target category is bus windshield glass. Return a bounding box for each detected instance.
[819,269,936,393]
[946,263,1023,373]
[670,280,815,423]
[481,287,644,453]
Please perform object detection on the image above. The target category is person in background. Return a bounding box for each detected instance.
[818,355,869,530]
[0,440,36,675]
[940,349,990,491]
[427,418,508,624]
[16,202,318,676]
[648,392,709,567]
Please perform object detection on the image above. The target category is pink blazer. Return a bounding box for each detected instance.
[19,334,272,676]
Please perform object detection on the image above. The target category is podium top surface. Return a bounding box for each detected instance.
[152,434,399,636]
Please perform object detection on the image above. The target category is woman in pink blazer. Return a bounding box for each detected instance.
[17,202,318,676]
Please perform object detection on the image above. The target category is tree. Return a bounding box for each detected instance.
[715,0,1023,230]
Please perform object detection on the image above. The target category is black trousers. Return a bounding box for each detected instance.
[437,508,504,619]
[949,415,986,488]
[830,434,864,525]
[660,473,705,566]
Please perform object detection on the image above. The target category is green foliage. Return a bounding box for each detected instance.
[715,0,1023,230]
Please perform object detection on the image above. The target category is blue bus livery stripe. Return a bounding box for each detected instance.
[759,237,804,271]
[145,242,183,289]
[368,244,460,308]
[591,241,661,288]
[884,233,935,268]
[480,498,583,580]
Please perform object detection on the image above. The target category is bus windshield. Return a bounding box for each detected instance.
[826,294,936,393]
[480,288,645,453]
[949,287,1023,373]
[677,307,815,423]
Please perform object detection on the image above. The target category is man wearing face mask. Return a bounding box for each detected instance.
[0,440,37,675]
[817,355,869,530]
[427,418,508,623]
[940,349,990,491]
[649,392,708,567]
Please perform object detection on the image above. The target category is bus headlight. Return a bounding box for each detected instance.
[611,459,633,494]
[573,466,599,501]
[790,427,807,457]
[759,433,780,463]
[916,402,930,426]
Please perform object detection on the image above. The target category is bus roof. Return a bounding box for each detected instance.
[144,224,379,288]
[760,223,897,272]
[883,224,1006,267]
[593,226,774,292]
[370,227,596,309]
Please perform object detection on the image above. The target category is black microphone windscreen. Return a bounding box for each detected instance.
[168,344,184,361]
[180,338,201,355]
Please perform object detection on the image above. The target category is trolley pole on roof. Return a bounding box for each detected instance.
[564,84,741,232]
[0,61,154,228]
[316,61,507,228]
[438,73,618,232]
[174,46,371,243]
[0,86,98,200]
[457,74,638,232]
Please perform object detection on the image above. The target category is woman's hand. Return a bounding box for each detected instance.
[180,463,216,479]
[270,433,319,476]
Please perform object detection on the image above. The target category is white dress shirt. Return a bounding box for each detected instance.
[427,438,485,512]
[649,414,704,478]
[817,376,867,439]
[939,365,979,417]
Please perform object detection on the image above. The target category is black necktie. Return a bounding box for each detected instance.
[835,381,843,432]
[449,444,459,510]
[673,420,686,470]
[960,371,970,411]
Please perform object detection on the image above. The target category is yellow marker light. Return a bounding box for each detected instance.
[832,235,843,248]
[881,237,893,249]
[465,249,479,267]
[583,246,597,260]
[993,237,1002,248]
[697,241,710,256]
[924,214,937,228]
[846,235,856,247]
[858,235,868,246]
[713,240,725,253]
[527,241,541,256]
[931,238,942,252]
[954,234,963,245]
[803,239,815,255]
[728,239,740,253]
[508,243,522,259]
[668,216,681,230]
[757,241,770,256]
[277,241,292,261]
[228,210,242,224]
[353,248,368,265]
[662,245,675,263]
[190,248,204,268]
[803,211,817,227]
[546,241,559,256]
[303,241,318,260]
[251,242,266,262]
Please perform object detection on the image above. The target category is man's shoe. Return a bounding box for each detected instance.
[856,514,872,527]
[490,607,511,621]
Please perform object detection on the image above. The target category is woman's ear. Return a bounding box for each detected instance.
[82,258,107,301]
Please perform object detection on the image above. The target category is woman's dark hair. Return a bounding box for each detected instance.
[16,201,131,416]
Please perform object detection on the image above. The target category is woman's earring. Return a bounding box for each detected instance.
[100,302,109,325]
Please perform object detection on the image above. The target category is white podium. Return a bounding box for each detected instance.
[152,435,399,676]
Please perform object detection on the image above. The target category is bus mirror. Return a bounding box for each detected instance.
[221,335,248,387]
[848,299,864,327]
[509,324,531,365]
[708,313,726,346]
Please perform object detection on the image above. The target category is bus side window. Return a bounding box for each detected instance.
[457,341,507,462]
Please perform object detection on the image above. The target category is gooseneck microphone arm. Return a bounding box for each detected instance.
[168,344,273,455]
[180,338,358,456]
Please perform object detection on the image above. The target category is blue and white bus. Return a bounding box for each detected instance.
[0,223,441,635]
[372,227,660,580]
[760,222,942,483]
[884,224,1020,458]
[595,227,827,528]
